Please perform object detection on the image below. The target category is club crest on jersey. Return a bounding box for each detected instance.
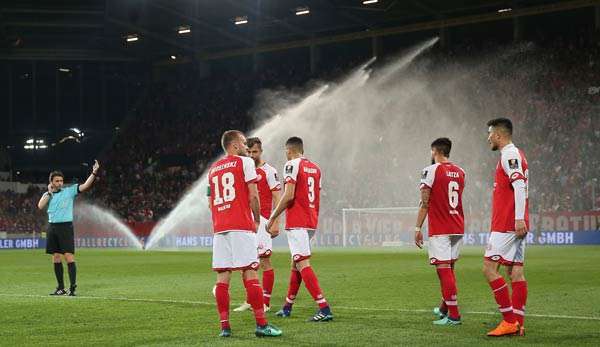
[510,172,522,181]
[285,165,293,174]
[508,159,519,169]
[421,170,428,179]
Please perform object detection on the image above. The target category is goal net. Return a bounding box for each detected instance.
[341,207,425,247]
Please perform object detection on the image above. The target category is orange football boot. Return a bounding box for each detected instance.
[487,320,520,337]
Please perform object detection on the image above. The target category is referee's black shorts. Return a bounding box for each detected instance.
[46,222,75,255]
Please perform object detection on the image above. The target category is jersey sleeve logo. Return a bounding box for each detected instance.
[421,170,428,179]
[285,165,293,174]
[508,159,519,169]
[274,173,279,180]
[510,172,524,181]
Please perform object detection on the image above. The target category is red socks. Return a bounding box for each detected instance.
[512,280,528,326]
[215,282,230,330]
[300,266,328,309]
[262,269,275,307]
[244,279,267,326]
[436,267,460,319]
[489,277,516,323]
[284,269,303,307]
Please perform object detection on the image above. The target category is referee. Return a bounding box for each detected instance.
[37,160,100,296]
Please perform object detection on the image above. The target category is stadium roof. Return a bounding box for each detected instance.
[0,0,589,62]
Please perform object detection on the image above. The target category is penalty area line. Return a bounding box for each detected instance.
[1,293,599,321]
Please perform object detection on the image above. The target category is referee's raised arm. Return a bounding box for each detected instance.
[78,160,100,193]
[37,183,54,210]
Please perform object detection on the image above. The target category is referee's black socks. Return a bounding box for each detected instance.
[54,262,64,289]
[67,262,77,288]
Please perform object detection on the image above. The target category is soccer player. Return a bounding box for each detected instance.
[207,130,281,338]
[483,118,529,337]
[414,138,465,326]
[267,136,333,322]
[37,160,100,296]
[234,137,281,312]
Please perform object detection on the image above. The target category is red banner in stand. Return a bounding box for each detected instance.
[127,222,156,237]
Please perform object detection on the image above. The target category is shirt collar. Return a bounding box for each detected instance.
[501,143,515,153]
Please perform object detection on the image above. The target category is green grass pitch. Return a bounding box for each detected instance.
[1,246,599,346]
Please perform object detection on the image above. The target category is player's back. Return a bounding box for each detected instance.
[492,143,529,232]
[420,162,465,236]
[208,155,256,233]
[284,157,321,230]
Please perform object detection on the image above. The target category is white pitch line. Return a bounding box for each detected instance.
[1,293,599,321]
[0,293,213,306]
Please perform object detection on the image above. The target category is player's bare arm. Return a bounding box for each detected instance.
[269,189,282,238]
[414,187,431,249]
[248,182,261,230]
[79,160,100,193]
[267,183,295,233]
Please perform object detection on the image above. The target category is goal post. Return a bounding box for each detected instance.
[341,207,424,247]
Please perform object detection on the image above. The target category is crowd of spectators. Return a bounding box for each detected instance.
[1,29,598,233]
[0,186,45,234]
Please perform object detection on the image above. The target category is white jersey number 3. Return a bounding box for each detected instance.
[448,181,459,209]
[212,172,236,205]
[307,176,316,202]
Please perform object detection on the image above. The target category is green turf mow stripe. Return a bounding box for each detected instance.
[2,293,599,321]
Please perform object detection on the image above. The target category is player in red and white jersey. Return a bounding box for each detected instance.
[207,130,281,338]
[233,137,281,312]
[267,136,333,322]
[414,138,465,326]
[483,118,529,337]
